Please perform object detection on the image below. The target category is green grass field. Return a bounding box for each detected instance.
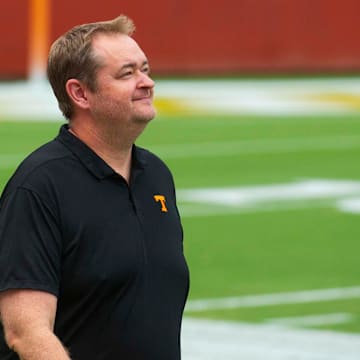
[1,113,360,334]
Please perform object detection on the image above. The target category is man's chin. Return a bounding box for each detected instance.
[134,108,157,124]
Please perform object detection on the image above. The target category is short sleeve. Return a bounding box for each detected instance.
[0,188,62,297]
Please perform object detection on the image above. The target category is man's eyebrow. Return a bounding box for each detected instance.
[119,60,149,71]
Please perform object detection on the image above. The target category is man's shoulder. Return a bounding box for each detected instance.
[135,146,176,190]
[1,138,72,197]
[136,146,170,171]
[22,138,71,168]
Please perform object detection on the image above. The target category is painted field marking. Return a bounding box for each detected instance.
[182,318,360,360]
[179,199,335,218]
[156,78,360,116]
[179,179,360,206]
[2,78,360,119]
[337,198,360,214]
[1,134,359,168]
[150,134,360,159]
[177,179,360,217]
[185,286,360,312]
[266,313,355,327]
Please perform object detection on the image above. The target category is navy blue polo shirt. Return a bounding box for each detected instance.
[0,125,189,360]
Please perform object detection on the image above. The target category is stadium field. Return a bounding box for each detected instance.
[1,113,360,340]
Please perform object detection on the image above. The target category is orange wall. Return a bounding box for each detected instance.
[2,0,360,78]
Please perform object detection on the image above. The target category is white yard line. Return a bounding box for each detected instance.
[185,286,360,312]
[337,198,360,214]
[266,313,355,327]
[1,134,360,170]
[178,199,335,218]
[178,179,360,217]
[178,179,360,206]
[181,318,360,360]
[151,134,360,159]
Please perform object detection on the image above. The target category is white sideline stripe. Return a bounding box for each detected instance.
[178,179,360,206]
[185,286,360,312]
[267,313,355,327]
[179,199,335,218]
[2,78,360,120]
[337,198,360,214]
[181,318,360,360]
[151,134,360,159]
[178,179,360,217]
[1,134,359,169]
[179,199,360,217]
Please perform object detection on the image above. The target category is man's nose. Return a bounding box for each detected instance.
[138,71,155,88]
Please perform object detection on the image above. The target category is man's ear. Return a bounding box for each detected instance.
[65,79,90,110]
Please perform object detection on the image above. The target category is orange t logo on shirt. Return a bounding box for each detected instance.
[153,195,168,212]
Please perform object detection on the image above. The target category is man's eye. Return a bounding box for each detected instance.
[119,70,133,78]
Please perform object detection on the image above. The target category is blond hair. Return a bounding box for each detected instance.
[47,15,135,120]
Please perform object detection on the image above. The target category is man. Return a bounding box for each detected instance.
[0,15,189,360]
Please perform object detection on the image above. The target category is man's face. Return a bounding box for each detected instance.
[87,33,156,126]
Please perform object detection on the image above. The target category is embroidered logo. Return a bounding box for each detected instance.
[153,195,168,212]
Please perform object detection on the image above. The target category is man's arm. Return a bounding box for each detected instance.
[0,289,71,360]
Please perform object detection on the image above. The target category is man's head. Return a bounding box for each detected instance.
[47,15,135,120]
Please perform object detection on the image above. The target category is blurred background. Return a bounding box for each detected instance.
[1,1,360,359]
[2,0,360,78]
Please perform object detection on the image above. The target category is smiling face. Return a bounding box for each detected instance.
[87,33,156,128]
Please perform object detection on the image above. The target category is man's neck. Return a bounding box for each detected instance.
[68,122,141,183]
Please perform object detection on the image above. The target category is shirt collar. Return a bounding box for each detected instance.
[56,124,147,180]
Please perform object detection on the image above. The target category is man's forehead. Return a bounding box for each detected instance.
[91,33,148,69]
[92,33,144,57]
